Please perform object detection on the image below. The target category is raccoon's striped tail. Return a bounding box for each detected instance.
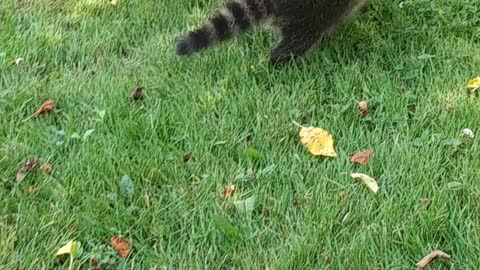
[176,0,271,56]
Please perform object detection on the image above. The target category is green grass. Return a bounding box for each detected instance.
[1,0,480,269]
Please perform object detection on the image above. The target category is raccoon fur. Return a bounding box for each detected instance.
[176,0,368,64]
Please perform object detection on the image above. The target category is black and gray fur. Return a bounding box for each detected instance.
[176,0,368,64]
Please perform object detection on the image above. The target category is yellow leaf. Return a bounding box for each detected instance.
[350,173,378,194]
[299,127,336,157]
[110,0,117,6]
[467,77,480,91]
[55,241,81,257]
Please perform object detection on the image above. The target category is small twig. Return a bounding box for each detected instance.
[416,250,451,269]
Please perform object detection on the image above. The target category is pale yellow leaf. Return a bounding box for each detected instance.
[110,0,117,6]
[299,127,336,157]
[55,241,81,257]
[350,173,378,194]
[467,77,480,91]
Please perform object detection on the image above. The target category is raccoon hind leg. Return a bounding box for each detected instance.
[269,23,323,65]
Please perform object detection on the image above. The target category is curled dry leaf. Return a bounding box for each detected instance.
[183,152,192,162]
[131,86,144,101]
[299,126,336,157]
[358,101,368,118]
[416,250,451,269]
[16,156,39,182]
[222,184,235,199]
[111,236,132,258]
[462,128,475,139]
[40,163,53,174]
[350,173,378,194]
[33,100,54,117]
[467,76,480,91]
[349,149,374,165]
[11,57,24,65]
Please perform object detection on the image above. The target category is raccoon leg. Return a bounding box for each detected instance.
[269,25,322,65]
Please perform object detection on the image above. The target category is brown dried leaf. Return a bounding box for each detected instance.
[39,163,52,174]
[131,86,144,101]
[222,184,235,199]
[16,156,39,182]
[33,100,54,117]
[111,236,132,258]
[183,152,192,162]
[349,149,374,165]
[90,256,103,270]
[416,250,450,269]
[358,101,368,118]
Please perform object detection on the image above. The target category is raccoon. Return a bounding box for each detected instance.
[175,0,368,64]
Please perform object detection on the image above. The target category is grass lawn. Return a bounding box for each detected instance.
[1,0,480,269]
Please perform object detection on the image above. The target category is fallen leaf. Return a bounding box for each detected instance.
[462,128,475,139]
[119,175,135,199]
[82,129,96,141]
[33,100,54,117]
[447,181,462,190]
[299,126,336,157]
[349,149,374,165]
[358,101,368,118]
[183,152,192,162]
[416,250,451,269]
[234,196,256,214]
[131,86,144,101]
[213,215,240,238]
[444,139,461,147]
[39,163,53,174]
[222,184,235,199]
[256,164,277,178]
[243,148,264,159]
[11,57,23,65]
[350,173,378,194]
[467,76,480,91]
[90,256,103,270]
[111,236,132,258]
[412,138,423,147]
[110,0,117,5]
[55,240,81,257]
[16,156,39,182]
